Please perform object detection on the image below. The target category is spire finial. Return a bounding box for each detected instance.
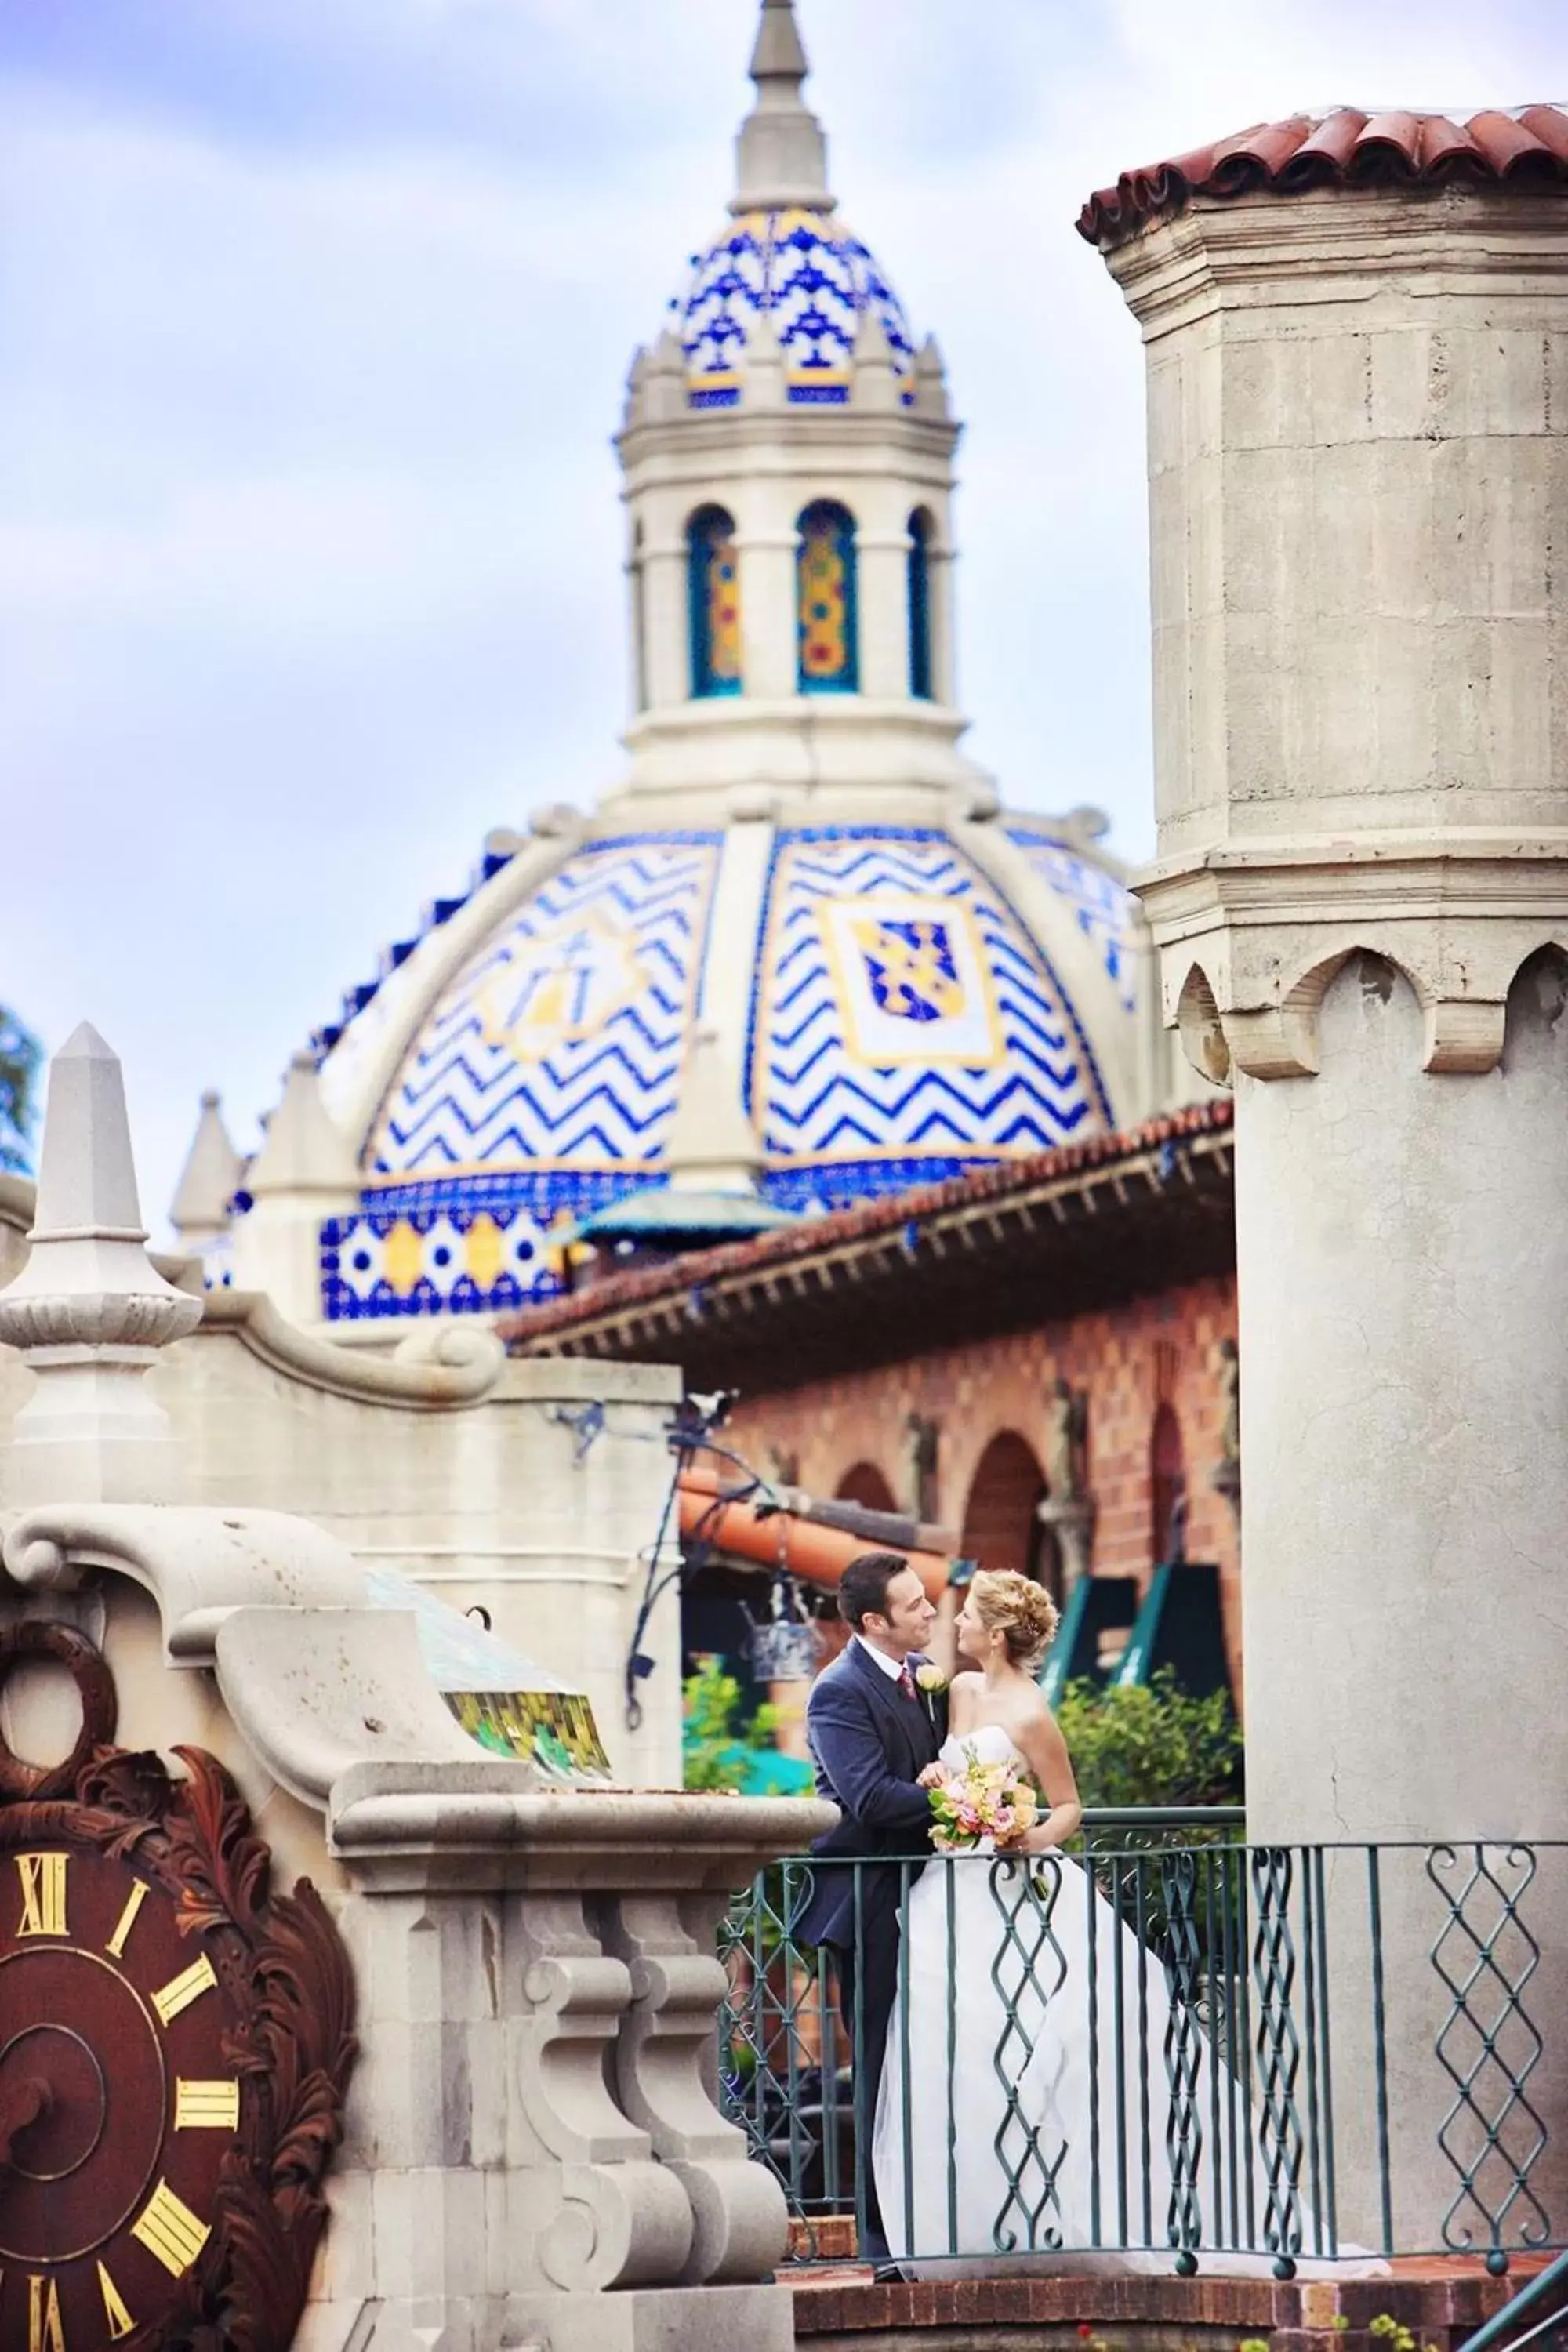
[731,0,833,215]
[170,1087,243,1249]
[0,1023,202,1505]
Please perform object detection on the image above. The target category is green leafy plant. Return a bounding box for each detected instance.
[681,1657,782,1791]
[1369,2315,1440,2352]
[1054,1668,1243,1812]
[0,1005,42,1176]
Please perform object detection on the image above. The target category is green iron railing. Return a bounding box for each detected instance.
[717,1815,1566,2275]
[1462,2245,1568,2352]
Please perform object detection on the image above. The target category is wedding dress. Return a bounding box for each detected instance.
[871,1724,1388,2277]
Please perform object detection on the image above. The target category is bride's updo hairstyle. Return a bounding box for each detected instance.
[969,1570,1060,1671]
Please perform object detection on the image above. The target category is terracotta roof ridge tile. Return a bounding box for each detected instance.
[1078,103,1568,247]
[499,1098,1235,1348]
[1277,108,1370,184]
[1466,107,1563,171]
[1518,106,1568,165]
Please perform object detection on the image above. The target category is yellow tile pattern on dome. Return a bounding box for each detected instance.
[799,511,849,682]
[705,525,742,684]
[463,1212,506,1293]
[383,1218,425,1297]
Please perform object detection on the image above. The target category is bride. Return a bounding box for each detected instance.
[872,1570,1386,2277]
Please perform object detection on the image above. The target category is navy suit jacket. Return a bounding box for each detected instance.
[795,1639,944,1951]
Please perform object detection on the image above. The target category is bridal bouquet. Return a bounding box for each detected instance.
[928,1753,1040,1852]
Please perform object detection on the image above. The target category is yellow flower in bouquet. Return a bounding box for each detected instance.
[929,1753,1040,1852]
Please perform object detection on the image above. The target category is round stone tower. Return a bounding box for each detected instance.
[615,0,968,806]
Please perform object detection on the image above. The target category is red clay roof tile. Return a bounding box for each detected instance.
[499,1098,1235,1349]
[1078,105,1568,248]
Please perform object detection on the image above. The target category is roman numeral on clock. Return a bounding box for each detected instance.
[96,2263,136,2343]
[28,2274,65,2352]
[104,1881,148,1959]
[151,1951,216,2024]
[175,2078,241,2129]
[131,2179,210,2277]
[14,1852,67,1938]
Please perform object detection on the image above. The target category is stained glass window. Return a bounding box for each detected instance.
[907,508,933,700]
[688,506,742,698]
[796,500,858,693]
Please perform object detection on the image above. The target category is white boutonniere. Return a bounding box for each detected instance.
[915,1665,947,1695]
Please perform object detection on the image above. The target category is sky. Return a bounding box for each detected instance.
[2,0,1563,1232]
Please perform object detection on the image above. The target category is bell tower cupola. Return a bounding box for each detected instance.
[614,0,978,822]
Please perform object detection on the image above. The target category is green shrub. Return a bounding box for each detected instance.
[681,1657,782,1791]
[1054,1668,1243,1812]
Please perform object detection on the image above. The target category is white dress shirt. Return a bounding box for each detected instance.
[856,1634,908,1680]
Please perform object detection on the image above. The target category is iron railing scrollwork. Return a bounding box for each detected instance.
[717,1817,1567,2274]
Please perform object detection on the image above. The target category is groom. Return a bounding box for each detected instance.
[798,1552,946,2267]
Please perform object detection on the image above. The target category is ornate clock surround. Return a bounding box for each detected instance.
[0,1620,358,2351]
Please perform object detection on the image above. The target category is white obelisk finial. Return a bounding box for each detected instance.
[0,1024,202,1505]
[731,0,833,215]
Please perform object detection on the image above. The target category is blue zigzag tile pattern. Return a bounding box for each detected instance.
[368,833,719,1185]
[321,834,718,1321]
[747,829,1114,1215]
[1006,829,1139,1014]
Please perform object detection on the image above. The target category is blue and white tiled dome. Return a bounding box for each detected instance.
[318,825,1136,1324]
[677,207,915,408]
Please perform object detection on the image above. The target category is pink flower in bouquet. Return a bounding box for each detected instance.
[929,1749,1041,1852]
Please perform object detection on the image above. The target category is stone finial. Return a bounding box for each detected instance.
[740,303,786,409]
[913,334,951,421]
[0,1023,203,1507]
[246,1051,359,1199]
[622,344,649,432]
[851,303,902,413]
[169,1087,242,1249]
[664,1026,764,1194]
[641,326,688,425]
[731,0,833,216]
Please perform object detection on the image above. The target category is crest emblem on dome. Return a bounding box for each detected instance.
[852,916,965,1024]
[820,895,1002,1067]
[477,914,648,1061]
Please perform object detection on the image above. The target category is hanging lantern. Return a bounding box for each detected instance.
[747,1573,817,1683]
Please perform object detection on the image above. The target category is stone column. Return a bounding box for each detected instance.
[1093,172,1568,2252]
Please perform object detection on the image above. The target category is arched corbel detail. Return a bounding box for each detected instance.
[1221,944,1441,1081]
[1217,956,1338,1080]
[1174,963,1232,1087]
[1500,940,1568,1069]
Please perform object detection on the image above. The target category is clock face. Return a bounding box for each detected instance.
[0,1835,241,2350]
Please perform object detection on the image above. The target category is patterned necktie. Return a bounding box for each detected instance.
[898,1662,918,1703]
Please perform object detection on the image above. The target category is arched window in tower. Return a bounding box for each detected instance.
[907,507,934,700]
[797,500,858,692]
[687,506,742,698]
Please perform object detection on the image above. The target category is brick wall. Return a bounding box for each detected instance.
[724,1271,1243,1699]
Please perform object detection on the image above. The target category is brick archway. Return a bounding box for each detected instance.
[1150,1402,1186,1564]
[960,1431,1053,1595]
[834,1460,898,1515]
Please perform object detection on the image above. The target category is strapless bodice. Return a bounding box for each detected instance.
[938,1723,1028,1777]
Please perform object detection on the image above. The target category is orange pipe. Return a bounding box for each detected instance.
[677,1479,951,1602]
